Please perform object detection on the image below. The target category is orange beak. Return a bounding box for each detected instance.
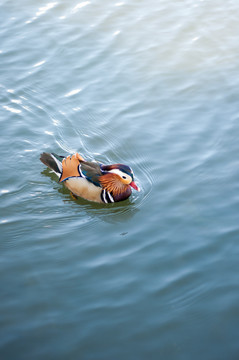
[130,181,140,191]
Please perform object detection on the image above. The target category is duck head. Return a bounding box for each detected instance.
[100,164,140,198]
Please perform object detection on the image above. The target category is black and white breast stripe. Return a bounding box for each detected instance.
[101,189,115,203]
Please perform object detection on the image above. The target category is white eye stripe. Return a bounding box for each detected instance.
[109,169,131,179]
[109,169,124,176]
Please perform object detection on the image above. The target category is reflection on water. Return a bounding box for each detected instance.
[1,0,239,359]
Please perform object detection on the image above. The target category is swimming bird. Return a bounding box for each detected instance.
[40,152,140,203]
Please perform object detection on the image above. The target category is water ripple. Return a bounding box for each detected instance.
[1,0,239,358]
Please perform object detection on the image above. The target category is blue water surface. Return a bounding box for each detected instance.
[1,1,239,359]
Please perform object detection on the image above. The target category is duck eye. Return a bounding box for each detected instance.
[122,175,127,179]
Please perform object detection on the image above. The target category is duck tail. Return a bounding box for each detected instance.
[40,152,63,175]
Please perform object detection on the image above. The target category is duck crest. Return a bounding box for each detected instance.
[101,163,133,177]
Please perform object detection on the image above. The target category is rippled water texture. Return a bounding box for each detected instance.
[1,1,239,359]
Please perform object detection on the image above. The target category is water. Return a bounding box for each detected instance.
[1,0,239,359]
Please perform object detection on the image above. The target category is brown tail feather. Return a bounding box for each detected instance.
[40,152,62,174]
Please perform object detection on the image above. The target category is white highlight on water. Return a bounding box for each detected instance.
[1,190,9,194]
[64,89,82,97]
[36,2,58,17]
[11,99,22,104]
[72,2,90,13]
[33,60,46,68]
[191,36,199,42]
[52,118,60,126]
[113,30,121,36]
[44,130,54,136]
[3,105,21,114]
[26,2,57,23]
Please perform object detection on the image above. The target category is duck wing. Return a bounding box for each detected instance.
[80,161,103,187]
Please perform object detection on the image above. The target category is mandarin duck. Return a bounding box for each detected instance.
[40,152,140,203]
